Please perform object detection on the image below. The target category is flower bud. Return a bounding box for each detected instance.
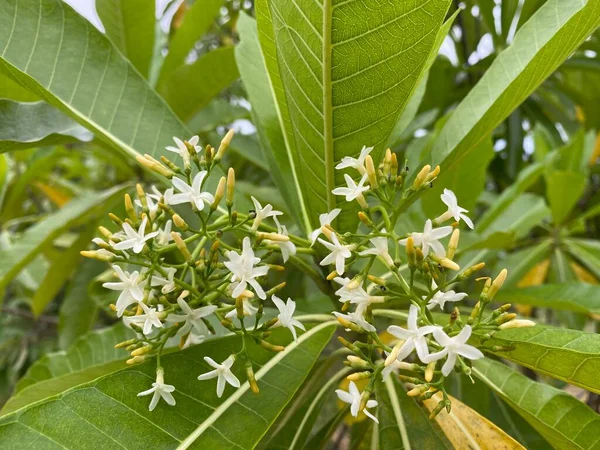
[246,360,259,394]
[425,361,436,382]
[496,312,517,325]
[365,155,378,188]
[172,214,188,231]
[212,176,226,210]
[226,168,235,207]
[131,345,153,357]
[447,229,460,260]
[406,236,416,268]
[459,262,485,280]
[347,371,372,381]
[136,154,174,178]
[126,355,146,365]
[390,152,398,177]
[216,129,234,161]
[171,231,193,263]
[259,232,290,242]
[80,250,115,262]
[412,164,431,190]
[266,282,286,297]
[425,165,440,182]
[259,340,285,352]
[468,301,481,325]
[499,319,536,329]
[114,338,137,349]
[430,254,460,271]
[358,211,375,227]
[407,384,429,397]
[383,148,392,178]
[347,355,369,369]
[337,336,361,353]
[488,269,508,301]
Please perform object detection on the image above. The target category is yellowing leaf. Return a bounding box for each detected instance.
[424,393,525,450]
[516,258,550,315]
[570,261,599,284]
[32,181,72,207]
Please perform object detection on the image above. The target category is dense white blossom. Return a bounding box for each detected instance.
[398,219,452,258]
[224,237,269,299]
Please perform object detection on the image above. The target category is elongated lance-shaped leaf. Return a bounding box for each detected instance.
[474,358,600,450]
[0,0,189,161]
[0,322,336,448]
[470,325,600,395]
[255,0,452,232]
[429,0,600,184]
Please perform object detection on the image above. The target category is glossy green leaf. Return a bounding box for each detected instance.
[0,322,336,448]
[96,0,156,78]
[474,358,600,450]
[0,184,128,290]
[0,100,92,152]
[0,72,38,101]
[546,171,586,224]
[376,376,452,449]
[255,0,452,231]
[471,325,600,394]
[0,0,189,161]
[158,47,240,122]
[566,238,600,280]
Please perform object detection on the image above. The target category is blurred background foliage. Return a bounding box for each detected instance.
[1,0,600,441]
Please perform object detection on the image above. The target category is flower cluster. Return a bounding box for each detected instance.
[83,132,309,409]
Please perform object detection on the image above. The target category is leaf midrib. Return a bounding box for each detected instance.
[322,0,335,214]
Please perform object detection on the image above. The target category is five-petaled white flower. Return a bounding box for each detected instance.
[225,298,258,319]
[398,219,452,258]
[309,208,341,245]
[137,368,176,411]
[335,381,378,423]
[318,233,354,275]
[333,277,384,307]
[387,305,438,363]
[198,355,241,398]
[169,171,215,211]
[102,265,145,316]
[155,220,173,247]
[126,302,164,335]
[437,189,474,229]
[165,136,200,164]
[166,296,218,335]
[266,217,296,263]
[424,326,484,376]
[425,280,467,311]
[335,145,373,174]
[333,304,376,332]
[272,295,305,341]
[224,237,269,299]
[250,196,283,231]
[151,266,177,294]
[332,174,369,203]
[358,230,394,266]
[112,217,158,254]
[182,330,205,349]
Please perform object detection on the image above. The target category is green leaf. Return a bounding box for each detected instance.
[474,358,600,450]
[0,72,38,101]
[0,184,128,290]
[156,0,225,88]
[429,0,600,184]
[566,238,600,280]
[0,322,336,448]
[255,0,452,231]
[546,171,586,224]
[158,47,240,122]
[0,324,132,416]
[0,0,189,161]
[187,98,250,134]
[501,240,552,288]
[0,100,92,152]
[96,0,156,78]
[376,376,452,449]
[471,326,600,394]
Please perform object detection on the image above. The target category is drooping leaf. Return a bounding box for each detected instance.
[255,0,453,231]
[0,0,189,161]
[0,100,92,152]
[474,358,600,450]
[96,0,156,78]
[0,322,336,448]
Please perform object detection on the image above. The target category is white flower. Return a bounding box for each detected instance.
[250,196,283,231]
[166,297,217,335]
[425,280,467,311]
[182,330,206,349]
[335,381,378,423]
[424,326,484,376]
[309,208,341,245]
[125,302,164,335]
[224,237,269,299]
[165,136,200,163]
[112,217,158,254]
[398,219,452,258]
[160,187,175,205]
[335,145,373,174]
[272,296,305,341]
[332,174,369,203]
[137,368,176,411]
[102,265,145,316]
[333,304,375,332]
[135,186,162,220]
[358,230,394,266]
[151,266,177,293]
[155,220,173,246]
[225,298,258,320]
[437,189,474,229]
[333,277,384,307]
[198,355,241,398]
[387,305,437,363]
[169,171,215,211]
[382,357,413,381]
[318,233,353,275]
[266,217,296,263]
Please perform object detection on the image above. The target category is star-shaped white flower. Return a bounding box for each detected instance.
[155,220,173,247]
[165,136,200,163]
[182,330,206,349]
[250,196,283,231]
[335,146,373,174]
[334,277,369,304]
[151,266,177,294]
[332,174,370,203]
[358,230,394,266]
[381,356,413,381]
[333,304,376,332]
[266,217,296,263]
[335,381,378,423]
[387,305,438,363]
[424,280,467,311]
[438,189,474,229]
[398,219,452,258]
[102,265,145,316]
[318,233,353,275]
[135,186,164,220]
[126,302,164,335]
[424,326,484,376]
[166,297,217,335]
[112,217,158,254]
[137,368,176,411]
[224,237,269,299]
[169,171,215,211]
[198,355,241,398]
[272,296,305,341]
[309,208,341,245]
